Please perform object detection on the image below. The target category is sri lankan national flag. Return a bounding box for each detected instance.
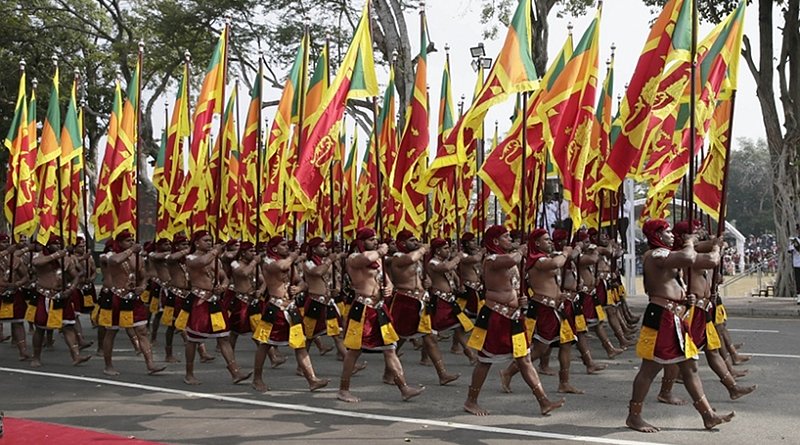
[289,3,378,210]
[91,80,122,242]
[582,52,615,229]
[60,78,84,244]
[239,62,263,242]
[539,8,601,232]
[306,43,334,237]
[693,98,732,220]
[430,55,458,238]
[177,27,227,233]
[3,70,34,237]
[108,60,140,239]
[391,13,430,232]
[155,62,190,239]
[377,67,399,235]
[644,1,746,198]
[595,0,692,193]
[208,88,241,240]
[453,0,538,174]
[356,131,379,229]
[478,32,574,215]
[341,131,359,240]
[262,38,306,237]
[36,69,63,245]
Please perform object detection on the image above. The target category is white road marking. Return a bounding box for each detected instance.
[746,353,800,359]
[726,329,780,333]
[1,366,673,445]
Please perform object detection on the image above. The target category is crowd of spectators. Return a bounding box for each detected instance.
[721,233,778,275]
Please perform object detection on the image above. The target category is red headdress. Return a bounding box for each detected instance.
[267,235,285,259]
[143,241,156,253]
[552,228,569,251]
[0,233,10,243]
[587,228,599,244]
[353,227,376,253]
[237,241,255,260]
[642,219,672,250]
[396,229,414,253]
[672,219,702,248]
[172,234,188,252]
[430,237,448,253]
[306,236,325,265]
[483,225,508,256]
[525,228,549,270]
[189,230,210,254]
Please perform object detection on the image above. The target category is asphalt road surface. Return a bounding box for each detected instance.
[1,315,798,445]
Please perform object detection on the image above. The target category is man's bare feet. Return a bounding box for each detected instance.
[464,401,489,416]
[732,342,743,349]
[352,361,368,375]
[252,380,270,393]
[0,334,10,343]
[657,392,688,405]
[557,383,584,394]
[419,357,432,366]
[499,369,513,393]
[606,346,625,359]
[232,370,253,384]
[308,377,330,391]
[165,355,181,364]
[732,368,748,379]
[400,384,425,401]
[183,375,202,385]
[537,365,556,376]
[729,384,757,400]
[626,414,660,433]
[30,359,42,368]
[586,363,607,374]
[200,354,216,363]
[319,344,334,356]
[72,355,91,366]
[103,367,120,376]
[95,349,104,357]
[702,410,735,430]
[18,353,32,361]
[270,355,287,368]
[382,373,395,385]
[732,354,751,365]
[438,372,460,386]
[539,397,565,415]
[79,341,94,350]
[337,390,361,403]
[450,345,463,354]
[147,365,167,375]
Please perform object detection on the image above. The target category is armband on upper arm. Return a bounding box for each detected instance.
[652,248,670,259]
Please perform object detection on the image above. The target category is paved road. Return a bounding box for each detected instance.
[1,315,798,445]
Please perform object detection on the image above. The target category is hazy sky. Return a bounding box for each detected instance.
[137,1,774,178]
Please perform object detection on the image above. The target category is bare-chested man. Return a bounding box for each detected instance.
[389,230,459,385]
[590,228,637,347]
[68,237,96,350]
[337,228,423,403]
[29,235,91,368]
[251,235,328,392]
[427,238,475,364]
[302,237,356,363]
[463,226,564,416]
[456,233,484,319]
[146,238,172,343]
[101,231,165,376]
[656,221,755,405]
[576,229,626,358]
[226,241,265,350]
[0,233,33,360]
[500,229,587,394]
[181,230,250,385]
[626,219,734,432]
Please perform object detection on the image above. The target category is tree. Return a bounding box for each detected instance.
[727,138,775,236]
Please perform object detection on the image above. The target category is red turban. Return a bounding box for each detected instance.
[115,230,134,243]
[225,239,239,248]
[552,229,568,250]
[239,241,254,251]
[191,230,210,245]
[287,240,299,251]
[483,225,508,255]
[430,237,448,252]
[156,238,171,247]
[461,232,475,242]
[143,241,156,253]
[266,236,285,259]
[673,219,703,248]
[587,228,599,243]
[47,235,62,246]
[353,227,376,253]
[525,228,549,270]
[642,219,671,250]
[173,234,188,244]
[306,236,325,262]
[396,229,415,253]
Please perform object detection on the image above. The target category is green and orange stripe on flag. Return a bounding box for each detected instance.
[91,80,122,242]
[38,69,63,244]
